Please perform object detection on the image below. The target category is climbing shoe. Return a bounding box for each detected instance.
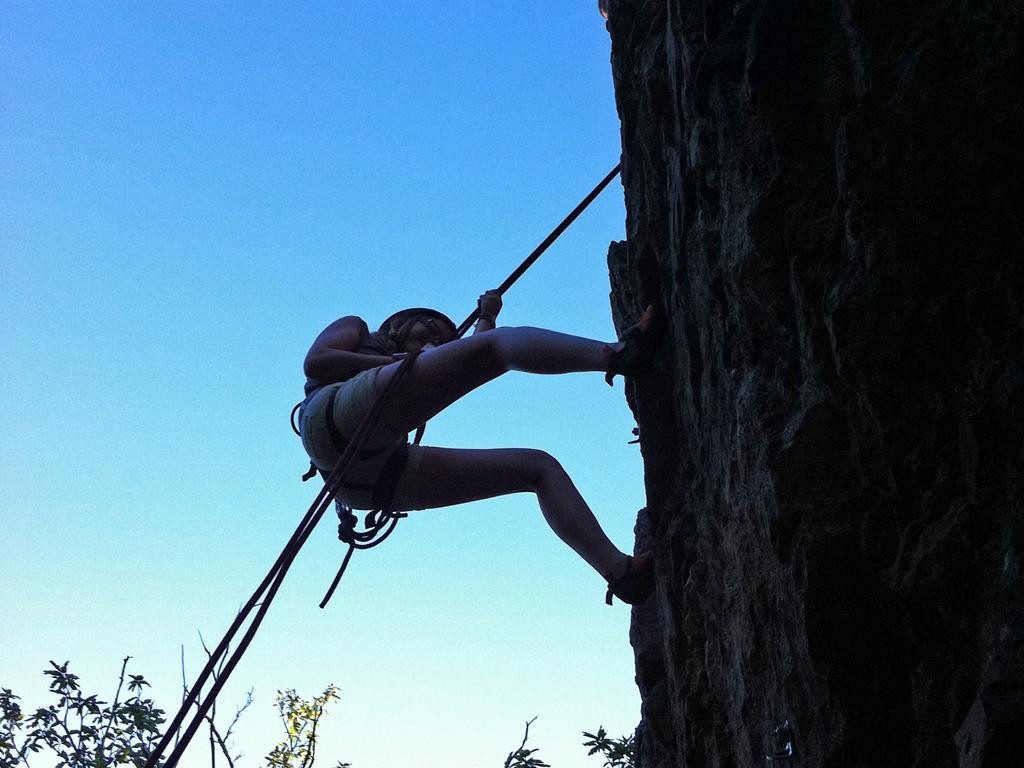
[605,552,655,605]
[604,305,664,386]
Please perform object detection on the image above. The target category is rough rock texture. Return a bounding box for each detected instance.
[604,1,1024,766]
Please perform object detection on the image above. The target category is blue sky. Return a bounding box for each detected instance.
[1,3,643,766]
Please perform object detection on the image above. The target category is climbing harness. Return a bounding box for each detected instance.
[146,163,621,768]
[316,359,423,609]
[311,374,426,610]
[289,306,455,439]
[306,163,623,606]
[144,350,421,768]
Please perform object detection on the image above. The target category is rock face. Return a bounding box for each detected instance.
[604,1,1024,766]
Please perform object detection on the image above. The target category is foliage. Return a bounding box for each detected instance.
[502,719,635,768]
[504,746,550,768]
[263,686,347,768]
[503,718,549,768]
[582,726,635,768]
[0,658,165,768]
[0,662,348,768]
[3,660,635,768]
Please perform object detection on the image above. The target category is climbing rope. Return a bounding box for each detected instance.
[320,160,624,600]
[454,163,621,336]
[147,163,621,768]
[288,161,622,437]
[318,161,623,604]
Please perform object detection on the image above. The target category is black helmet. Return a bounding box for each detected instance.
[378,307,457,352]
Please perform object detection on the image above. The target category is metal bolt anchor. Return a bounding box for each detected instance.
[765,720,794,763]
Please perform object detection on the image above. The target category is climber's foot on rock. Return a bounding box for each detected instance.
[605,551,655,605]
[603,305,665,386]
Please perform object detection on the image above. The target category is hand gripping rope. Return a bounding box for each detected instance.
[145,163,620,768]
[317,161,623,607]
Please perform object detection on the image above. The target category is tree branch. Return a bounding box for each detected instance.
[98,656,131,755]
[504,717,538,768]
[178,644,187,750]
[221,689,253,762]
[179,635,248,768]
[202,713,236,768]
[301,709,322,768]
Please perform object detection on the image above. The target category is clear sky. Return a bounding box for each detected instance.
[1,3,643,766]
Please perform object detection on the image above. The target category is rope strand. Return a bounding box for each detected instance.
[150,164,621,768]
[455,164,621,337]
[146,353,420,768]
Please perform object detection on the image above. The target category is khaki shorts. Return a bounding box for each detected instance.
[299,368,427,511]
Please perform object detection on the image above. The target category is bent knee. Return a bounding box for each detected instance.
[514,448,563,489]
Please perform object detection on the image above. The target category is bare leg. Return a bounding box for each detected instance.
[376,326,614,435]
[413,446,628,581]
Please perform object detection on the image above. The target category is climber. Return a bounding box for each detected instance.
[297,291,658,604]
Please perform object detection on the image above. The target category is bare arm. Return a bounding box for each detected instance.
[303,316,393,383]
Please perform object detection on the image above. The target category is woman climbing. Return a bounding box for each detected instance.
[298,291,658,605]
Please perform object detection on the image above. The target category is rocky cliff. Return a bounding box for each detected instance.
[604,1,1024,766]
